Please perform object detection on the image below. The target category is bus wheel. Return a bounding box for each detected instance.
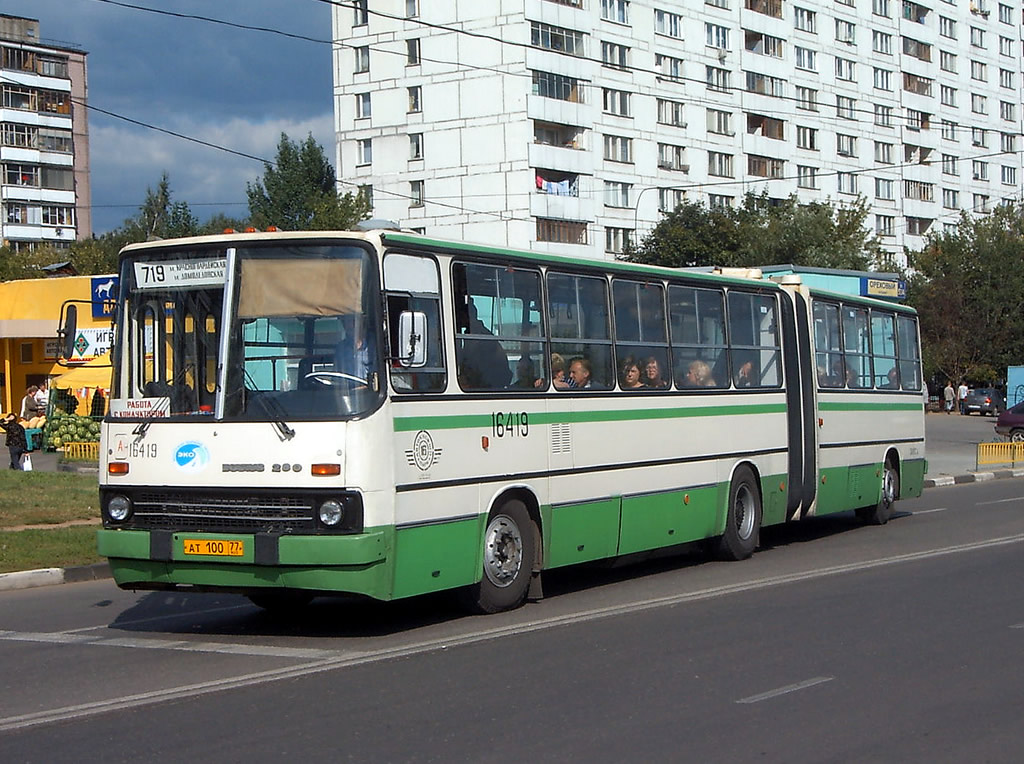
[718,466,761,561]
[247,590,314,613]
[858,460,899,525]
[461,500,536,614]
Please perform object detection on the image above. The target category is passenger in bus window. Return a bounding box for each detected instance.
[569,357,599,389]
[620,358,645,389]
[735,360,755,388]
[459,300,512,390]
[510,356,542,389]
[845,363,861,388]
[551,353,572,389]
[642,356,668,389]
[683,359,716,388]
[882,366,899,389]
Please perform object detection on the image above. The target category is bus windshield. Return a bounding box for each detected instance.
[114,242,382,421]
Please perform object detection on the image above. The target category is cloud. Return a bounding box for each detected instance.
[90,112,335,232]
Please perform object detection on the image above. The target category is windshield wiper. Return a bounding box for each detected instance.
[240,367,295,441]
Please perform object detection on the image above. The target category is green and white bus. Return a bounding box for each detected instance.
[91,230,926,613]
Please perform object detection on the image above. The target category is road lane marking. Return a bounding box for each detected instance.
[737,677,833,704]
[977,498,1024,506]
[1010,624,1024,630]
[58,604,256,634]
[912,507,948,515]
[2,532,1024,732]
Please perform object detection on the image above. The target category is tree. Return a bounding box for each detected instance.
[247,133,369,231]
[907,203,1024,386]
[628,192,882,271]
[121,172,199,242]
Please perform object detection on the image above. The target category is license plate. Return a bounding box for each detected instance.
[182,538,244,557]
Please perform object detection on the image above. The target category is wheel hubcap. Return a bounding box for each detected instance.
[483,514,523,588]
[882,468,896,507]
[734,485,756,540]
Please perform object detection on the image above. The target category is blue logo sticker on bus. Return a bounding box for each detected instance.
[174,441,210,472]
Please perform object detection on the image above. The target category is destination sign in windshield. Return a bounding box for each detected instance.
[133,258,227,290]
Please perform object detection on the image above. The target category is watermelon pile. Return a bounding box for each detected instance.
[44,411,101,450]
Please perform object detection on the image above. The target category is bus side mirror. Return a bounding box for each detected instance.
[398,311,427,367]
[58,304,78,361]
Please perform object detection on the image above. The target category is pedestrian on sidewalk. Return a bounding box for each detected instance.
[943,381,955,414]
[1,413,27,470]
[958,380,969,415]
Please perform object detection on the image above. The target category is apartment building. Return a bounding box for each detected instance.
[0,14,90,252]
[332,0,1023,266]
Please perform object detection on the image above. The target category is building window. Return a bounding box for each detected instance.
[999,69,1014,89]
[537,218,587,244]
[5,202,28,224]
[747,113,785,140]
[796,86,818,111]
[876,215,895,236]
[903,1,929,23]
[999,36,1013,56]
[406,39,421,66]
[972,128,988,148]
[940,120,958,140]
[874,104,893,126]
[601,41,630,69]
[745,71,784,96]
[940,50,956,72]
[904,180,934,201]
[706,108,732,135]
[534,122,585,151]
[873,0,891,16]
[359,184,373,208]
[796,126,818,150]
[836,95,856,120]
[410,180,424,207]
[604,180,632,207]
[942,188,959,209]
[1001,166,1017,185]
[971,94,987,114]
[873,68,892,90]
[940,85,957,107]
[406,0,419,17]
[357,138,372,166]
[795,47,816,71]
[903,36,932,61]
[747,154,784,178]
[20,342,33,364]
[655,10,684,38]
[706,0,730,7]
[708,151,734,177]
[837,133,857,157]
[604,134,633,163]
[532,71,584,103]
[796,166,818,188]
[353,0,368,26]
[355,92,371,119]
[706,23,730,49]
[602,88,631,116]
[746,31,784,58]
[875,141,894,163]
[794,7,816,33]
[409,133,424,160]
[903,73,933,97]
[970,26,985,48]
[998,3,1013,24]
[835,19,855,45]
[876,178,894,200]
[41,205,75,226]
[873,31,892,54]
[658,99,686,127]
[601,0,630,24]
[971,60,987,81]
[354,46,370,73]
[1000,101,1016,121]
[907,110,930,131]
[939,17,956,39]
[708,194,734,209]
[906,217,932,236]
[973,195,990,213]
[837,172,858,194]
[972,161,989,181]
[405,86,422,113]
[605,227,633,254]
[655,54,684,81]
[835,57,855,81]
[941,154,958,175]
[1001,133,1016,153]
[706,66,731,92]
[659,188,686,212]
[745,0,783,19]
[531,22,585,56]
[658,143,688,171]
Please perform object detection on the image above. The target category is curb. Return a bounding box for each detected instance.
[0,561,110,592]
[3,468,1023,592]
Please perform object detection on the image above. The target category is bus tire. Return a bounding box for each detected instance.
[461,500,536,614]
[247,590,314,613]
[717,466,761,561]
[858,459,899,525]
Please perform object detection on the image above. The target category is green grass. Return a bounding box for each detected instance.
[0,469,100,527]
[0,526,102,574]
[0,470,101,574]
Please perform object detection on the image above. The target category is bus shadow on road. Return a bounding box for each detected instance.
[103,511,901,639]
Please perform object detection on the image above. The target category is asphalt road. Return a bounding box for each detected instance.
[2,478,1024,762]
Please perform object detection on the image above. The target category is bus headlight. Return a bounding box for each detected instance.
[107,495,132,523]
[318,500,344,527]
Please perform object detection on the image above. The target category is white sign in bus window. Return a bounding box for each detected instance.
[109,397,171,418]
[133,258,227,290]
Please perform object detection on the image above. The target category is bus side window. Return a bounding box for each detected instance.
[383,253,446,393]
[548,272,612,390]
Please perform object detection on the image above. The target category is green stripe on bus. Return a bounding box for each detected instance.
[818,402,924,412]
[394,403,787,432]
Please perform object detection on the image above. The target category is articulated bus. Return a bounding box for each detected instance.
[89,230,926,613]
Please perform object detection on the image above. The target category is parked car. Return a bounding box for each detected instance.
[964,387,1005,416]
[995,401,1024,441]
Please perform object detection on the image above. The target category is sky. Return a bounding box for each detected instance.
[6,0,336,234]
